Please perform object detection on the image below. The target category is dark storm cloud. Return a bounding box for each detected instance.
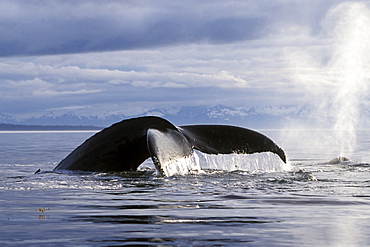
[0,1,272,57]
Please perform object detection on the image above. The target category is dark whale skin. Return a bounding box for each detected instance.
[54,116,286,173]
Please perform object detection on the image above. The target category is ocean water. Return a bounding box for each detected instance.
[1,129,370,246]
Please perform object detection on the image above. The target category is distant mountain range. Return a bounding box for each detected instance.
[0,123,102,131]
[5,104,369,130]
[0,105,314,129]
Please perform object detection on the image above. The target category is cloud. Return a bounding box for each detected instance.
[0,41,306,116]
[1,0,369,118]
[0,1,265,56]
[33,88,104,96]
[0,0,344,57]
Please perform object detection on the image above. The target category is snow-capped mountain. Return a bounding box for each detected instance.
[0,105,309,129]
[0,113,22,124]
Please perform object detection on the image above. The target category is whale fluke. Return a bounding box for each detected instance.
[54,116,286,176]
[147,127,195,175]
[54,116,176,172]
[179,125,286,163]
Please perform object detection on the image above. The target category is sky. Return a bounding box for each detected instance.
[1,0,369,118]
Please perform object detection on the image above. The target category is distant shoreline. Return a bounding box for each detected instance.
[0,123,103,131]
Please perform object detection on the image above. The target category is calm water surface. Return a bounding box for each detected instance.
[1,130,370,246]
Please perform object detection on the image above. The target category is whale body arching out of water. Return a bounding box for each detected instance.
[54,116,286,176]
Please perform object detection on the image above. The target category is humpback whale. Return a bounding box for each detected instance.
[54,116,286,176]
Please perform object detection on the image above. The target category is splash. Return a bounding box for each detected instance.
[157,153,201,177]
[195,151,291,173]
[287,2,370,158]
[139,151,290,177]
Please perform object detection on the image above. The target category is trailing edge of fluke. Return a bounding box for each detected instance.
[54,116,286,176]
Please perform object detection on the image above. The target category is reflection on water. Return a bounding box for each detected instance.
[1,131,370,246]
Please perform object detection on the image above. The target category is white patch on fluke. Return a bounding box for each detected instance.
[147,128,201,177]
